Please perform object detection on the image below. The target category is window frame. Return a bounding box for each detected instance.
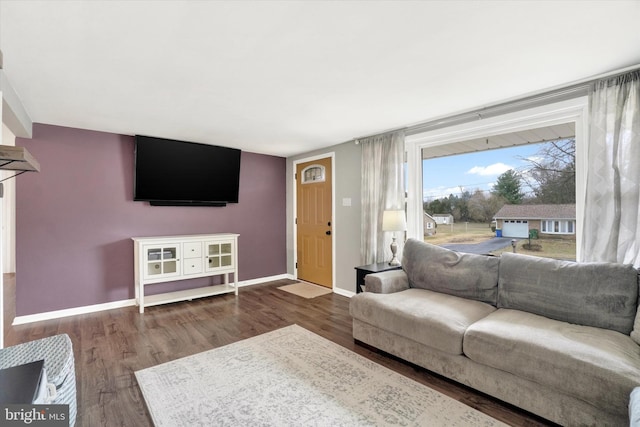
[405,97,588,261]
[541,219,576,235]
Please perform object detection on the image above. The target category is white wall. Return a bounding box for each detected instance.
[1,123,16,273]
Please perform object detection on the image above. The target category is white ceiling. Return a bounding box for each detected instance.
[1,1,639,157]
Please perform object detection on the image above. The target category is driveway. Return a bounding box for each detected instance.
[441,237,514,255]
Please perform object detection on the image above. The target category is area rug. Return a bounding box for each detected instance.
[277,281,332,298]
[135,325,507,426]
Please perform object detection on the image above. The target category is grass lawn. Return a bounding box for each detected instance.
[492,238,576,261]
[424,222,576,261]
[425,222,494,245]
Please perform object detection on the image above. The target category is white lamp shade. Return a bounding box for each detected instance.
[382,210,407,232]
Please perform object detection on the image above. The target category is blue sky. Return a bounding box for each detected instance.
[422,144,543,202]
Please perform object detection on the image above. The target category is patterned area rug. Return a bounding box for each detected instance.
[277,281,332,298]
[135,325,507,426]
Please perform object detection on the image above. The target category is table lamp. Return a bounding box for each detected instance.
[382,209,407,266]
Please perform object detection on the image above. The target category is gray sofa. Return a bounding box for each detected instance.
[350,238,640,426]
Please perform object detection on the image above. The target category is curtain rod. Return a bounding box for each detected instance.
[353,127,407,144]
[350,63,640,142]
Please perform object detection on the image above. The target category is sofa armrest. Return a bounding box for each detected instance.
[365,270,409,293]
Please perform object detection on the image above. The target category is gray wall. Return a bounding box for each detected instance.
[287,140,362,295]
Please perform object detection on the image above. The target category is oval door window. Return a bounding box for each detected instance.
[301,165,325,184]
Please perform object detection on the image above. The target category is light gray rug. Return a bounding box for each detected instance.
[135,325,507,426]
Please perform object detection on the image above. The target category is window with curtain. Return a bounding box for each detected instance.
[582,70,640,267]
[360,130,406,265]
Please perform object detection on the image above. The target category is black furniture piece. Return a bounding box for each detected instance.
[0,359,44,403]
[354,262,402,293]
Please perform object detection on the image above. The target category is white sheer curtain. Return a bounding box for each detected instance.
[360,130,405,265]
[582,70,640,266]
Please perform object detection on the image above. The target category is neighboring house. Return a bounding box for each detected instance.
[423,213,437,236]
[493,204,576,238]
[433,214,454,225]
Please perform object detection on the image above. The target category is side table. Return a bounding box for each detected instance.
[354,262,402,293]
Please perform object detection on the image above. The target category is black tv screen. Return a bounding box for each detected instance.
[134,135,241,206]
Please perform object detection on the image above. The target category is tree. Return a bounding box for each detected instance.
[520,139,575,204]
[492,170,524,204]
[449,189,471,222]
[424,197,449,215]
[425,192,470,222]
[468,190,506,222]
[467,190,489,222]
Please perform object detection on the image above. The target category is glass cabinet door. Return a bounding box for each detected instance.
[144,245,180,279]
[206,241,234,271]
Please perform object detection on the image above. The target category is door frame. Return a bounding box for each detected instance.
[292,152,336,289]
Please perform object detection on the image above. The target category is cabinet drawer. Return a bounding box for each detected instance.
[183,242,202,258]
[183,258,203,275]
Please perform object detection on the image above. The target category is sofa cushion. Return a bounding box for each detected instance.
[350,288,496,355]
[498,252,638,334]
[464,309,640,415]
[402,239,500,305]
[364,270,409,294]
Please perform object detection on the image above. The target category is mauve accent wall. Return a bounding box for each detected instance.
[16,124,286,316]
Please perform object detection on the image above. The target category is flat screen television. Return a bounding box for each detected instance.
[134,135,241,206]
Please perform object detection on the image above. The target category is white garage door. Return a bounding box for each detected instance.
[502,220,529,238]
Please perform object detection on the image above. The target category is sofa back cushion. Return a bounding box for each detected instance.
[498,252,638,334]
[402,239,500,305]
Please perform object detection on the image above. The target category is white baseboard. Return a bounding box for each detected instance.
[238,273,294,287]
[12,299,137,325]
[12,274,297,326]
[332,287,354,298]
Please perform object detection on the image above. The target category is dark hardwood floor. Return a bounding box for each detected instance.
[5,278,554,427]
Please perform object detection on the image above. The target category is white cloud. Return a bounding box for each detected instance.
[466,162,513,176]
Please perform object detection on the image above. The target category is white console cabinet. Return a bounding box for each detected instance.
[133,233,239,313]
